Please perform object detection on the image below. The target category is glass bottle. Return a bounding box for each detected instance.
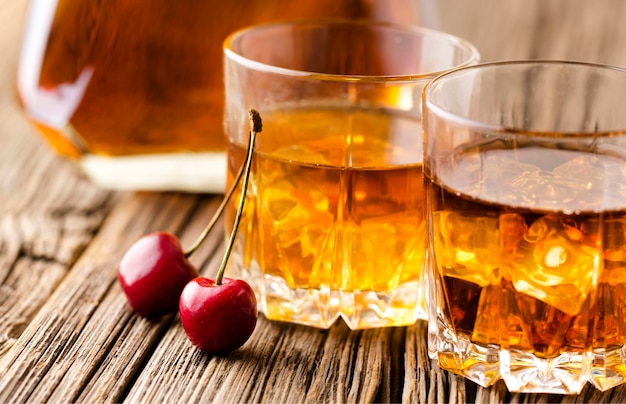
[16,0,427,192]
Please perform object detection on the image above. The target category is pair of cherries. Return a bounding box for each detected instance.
[118,110,262,354]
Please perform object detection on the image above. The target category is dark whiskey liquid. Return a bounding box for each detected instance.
[428,143,626,389]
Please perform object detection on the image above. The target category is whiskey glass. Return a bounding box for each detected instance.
[423,60,626,393]
[223,19,479,329]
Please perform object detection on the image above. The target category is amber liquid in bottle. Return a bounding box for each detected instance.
[16,0,421,190]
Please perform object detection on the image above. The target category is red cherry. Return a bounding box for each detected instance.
[118,232,199,317]
[179,277,257,353]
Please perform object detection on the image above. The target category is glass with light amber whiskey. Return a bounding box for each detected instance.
[423,61,626,394]
[223,20,479,329]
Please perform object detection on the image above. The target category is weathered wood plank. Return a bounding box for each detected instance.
[125,316,392,403]
[0,258,65,357]
[0,145,114,360]
[0,192,205,402]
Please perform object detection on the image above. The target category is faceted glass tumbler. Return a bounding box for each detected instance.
[223,19,479,329]
[423,60,626,394]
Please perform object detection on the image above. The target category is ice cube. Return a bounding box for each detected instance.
[262,178,333,249]
[342,221,401,290]
[432,211,500,287]
[495,158,581,211]
[508,215,599,315]
[300,223,330,258]
[552,153,626,212]
[456,149,626,212]
[454,151,545,208]
[553,154,605,179]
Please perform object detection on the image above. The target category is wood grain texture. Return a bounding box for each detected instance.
[1,0,626,402]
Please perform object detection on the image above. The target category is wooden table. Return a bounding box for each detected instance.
[2,1,626,402]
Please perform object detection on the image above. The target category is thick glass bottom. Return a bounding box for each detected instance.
[229,257,425,330]
[80,152,226,192]
[429,318,626,394]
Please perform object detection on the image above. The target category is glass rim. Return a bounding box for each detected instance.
[423,59,626,137]
[223,18,480,82]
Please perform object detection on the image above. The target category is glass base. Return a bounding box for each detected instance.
[80,152,226,192]
[589,347,626,391]
[429,317,626,394]
[231,258,424,330]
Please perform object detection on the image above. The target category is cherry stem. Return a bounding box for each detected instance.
[183,162,245,259]
[215,109,262,285]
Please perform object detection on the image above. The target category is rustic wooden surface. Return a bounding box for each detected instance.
[1,0,626,402]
